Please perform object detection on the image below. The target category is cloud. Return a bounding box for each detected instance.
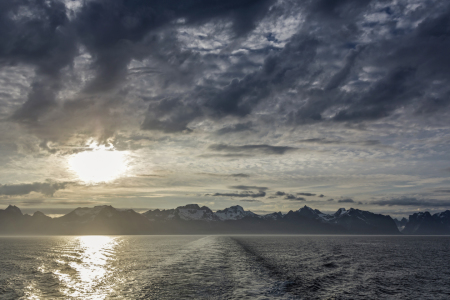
[197,173,250,178]
[231,173,251,178]
[1,0,450,144]
[212,191,266,198]
[198,154,254,158]
[240,199,263,203]
[208,144,297,155]
[318,194,324,198]
[338,198,354,203]
[371,197,450,207]
[297,192,316,196]
[229,185,268,191]
[0,181,71,197]
[216,122,254,135]
[285,194,305,201]
[297,139,382,147]
[327,198,334,201]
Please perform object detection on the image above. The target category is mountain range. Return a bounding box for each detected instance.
[0,204,449,235]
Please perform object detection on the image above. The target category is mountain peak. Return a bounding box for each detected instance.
[5,205,22,215]
[215,205,256,220]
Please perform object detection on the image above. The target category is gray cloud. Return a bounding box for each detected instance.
[240,199,263,203]
[285,194,305,201]
[209,144,297,155]
[371,197,450,207]
[1,0,449,143]
[338,198,354,203]
[229,185,268,191]
[0,182,71,197]
[216,122,254,135]
[212,191,266,198]
[231,173,251,178]
[197,173,250,178]
[297,139,382,147]
[297,192,316,196]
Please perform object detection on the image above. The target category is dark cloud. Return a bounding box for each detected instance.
[229,185,268,191]
[285,194,305,201]
[0,181,70,197]
[338,198,354,203]
[231,173,251,178]
[199,153,254,158]
[327,198,334,201]
[240,199,263,203]
[212,191,266,198]
[297,139,382,147]
[371,197,450,207]
[434,189,450,194]
[1,0,449,145]
[209,144,297,155]
[275,191,286,196]
[319,194,325,198]
[297,192,316,196]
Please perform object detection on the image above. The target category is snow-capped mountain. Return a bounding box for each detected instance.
[143,204,219,221]
[215,205,258,220]
[287,205,399,234]
[0,203,423,235]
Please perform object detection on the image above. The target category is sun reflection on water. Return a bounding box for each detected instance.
[53,236,119,299]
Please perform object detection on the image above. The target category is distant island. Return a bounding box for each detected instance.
[0,204,449,235]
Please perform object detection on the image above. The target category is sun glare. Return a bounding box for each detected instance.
[69,142,129,184]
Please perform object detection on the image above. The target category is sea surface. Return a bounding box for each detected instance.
[0,235,449,299]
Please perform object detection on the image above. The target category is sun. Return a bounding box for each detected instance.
[69,142,129,184]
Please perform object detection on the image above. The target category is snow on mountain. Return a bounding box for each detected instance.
[297,205,334,221]
[59,205,118,223]
[142,208,175,221]
[176,204,218,221]
[215,205,258,220]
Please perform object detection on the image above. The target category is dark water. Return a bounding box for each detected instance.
[0,236,449,299]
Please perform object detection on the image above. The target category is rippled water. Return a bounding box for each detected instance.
[1,235,449,299]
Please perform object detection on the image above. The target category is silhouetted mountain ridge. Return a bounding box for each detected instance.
[4,204,450,235]
[0,204,409,235]
[402,210,450,235]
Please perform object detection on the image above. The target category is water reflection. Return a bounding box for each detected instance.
[54,236,118,299]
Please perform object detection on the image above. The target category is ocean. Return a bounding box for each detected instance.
[0,235,449,299]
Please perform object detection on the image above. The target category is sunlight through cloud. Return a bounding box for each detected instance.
[69,142,129,184]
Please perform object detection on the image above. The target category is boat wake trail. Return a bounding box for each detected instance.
[138,236,296,299]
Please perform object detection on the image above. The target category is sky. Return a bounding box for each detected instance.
[0,0,450,218]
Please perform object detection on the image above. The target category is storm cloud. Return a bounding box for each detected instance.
[1,0,449,141]
[1,0,450,216]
